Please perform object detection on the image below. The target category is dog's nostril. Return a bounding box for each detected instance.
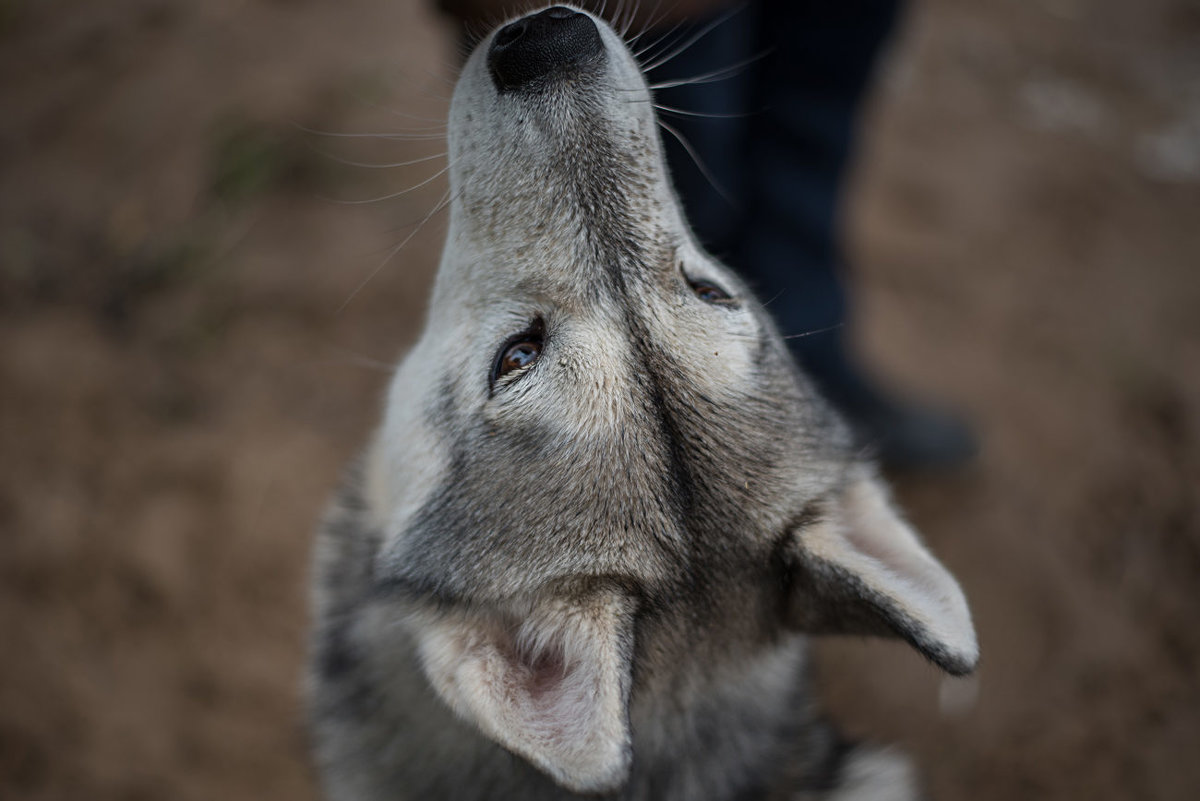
[493,20,526,49]
[487,6,605,93]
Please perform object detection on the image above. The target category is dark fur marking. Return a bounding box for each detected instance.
[311,622,378,722]
[314,622,358,684]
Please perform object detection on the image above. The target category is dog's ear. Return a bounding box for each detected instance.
[785,469,978,675]
[413,587,635,793]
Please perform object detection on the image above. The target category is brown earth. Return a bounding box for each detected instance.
[1,1,1198,799]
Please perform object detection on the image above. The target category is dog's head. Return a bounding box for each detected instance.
[363,6,976,793]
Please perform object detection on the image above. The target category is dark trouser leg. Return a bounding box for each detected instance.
[649,0,900,389]
[650,1,974,469]
[737,0,901,401]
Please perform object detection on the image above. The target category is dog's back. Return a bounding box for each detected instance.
[308,7,976,800]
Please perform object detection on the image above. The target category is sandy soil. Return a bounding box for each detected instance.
[1,1,1198,799]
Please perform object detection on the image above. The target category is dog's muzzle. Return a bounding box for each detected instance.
[487,6,605,93]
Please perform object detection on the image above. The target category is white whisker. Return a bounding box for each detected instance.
[352,93,449,125]
[320,346,398,374]
[337,187,453,313]
[656,118,733,204]
[330,160,454,205]
[317,151,448,170]
[633,19,687,61]
[648,51,768,89]
[295,124,446,141]
[640,2,746,72]
[654,103,748,119]
[425,65,460,88]
[781,324,845,340]
[624,0,677,47]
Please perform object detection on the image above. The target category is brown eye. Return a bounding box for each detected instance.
[490,319,545,391]
[499,341,541,375]
[689,278,733,304]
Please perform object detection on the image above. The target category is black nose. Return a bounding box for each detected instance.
[487,6,605,92]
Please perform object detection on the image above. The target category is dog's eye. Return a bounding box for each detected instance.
[498,340,541,375]
[689,278,734,304]
[491,321,545,390]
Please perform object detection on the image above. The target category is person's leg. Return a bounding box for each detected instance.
[648,1,891,393]
[647,0,889,360]
[737,0,900,392]
[654,1,973,470]
[739,0,974,469]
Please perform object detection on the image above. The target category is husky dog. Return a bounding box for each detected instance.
[308,6,977,800]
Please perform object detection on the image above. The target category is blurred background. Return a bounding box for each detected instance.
[1,0,1198,799]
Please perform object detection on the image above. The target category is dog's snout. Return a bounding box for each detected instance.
[487,6,604,92]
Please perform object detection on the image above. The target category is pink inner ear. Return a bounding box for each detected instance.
[416,593,634,793]
[516,640,602,747]
[844,523,942,593]
[524,647,570,701]
[841,482,963,605]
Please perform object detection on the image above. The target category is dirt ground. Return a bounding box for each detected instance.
[1,0,1198,799]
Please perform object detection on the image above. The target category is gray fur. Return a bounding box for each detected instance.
[308,8,976,800]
